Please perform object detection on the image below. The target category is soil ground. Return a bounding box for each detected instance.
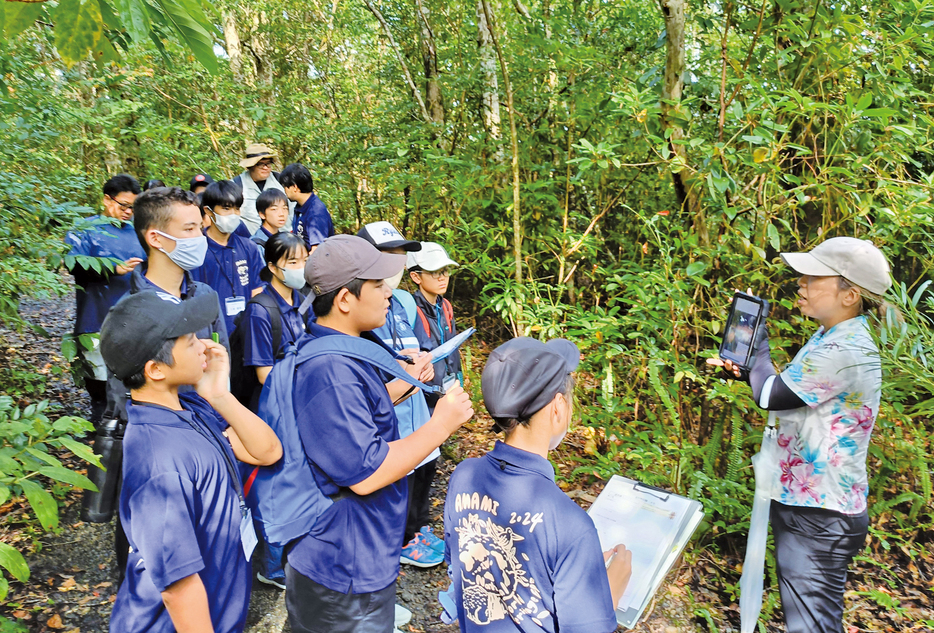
[0,287,931,632]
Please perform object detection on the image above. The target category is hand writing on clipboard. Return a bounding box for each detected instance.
[603,544,633,608]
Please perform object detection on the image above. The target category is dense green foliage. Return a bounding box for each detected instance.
[0,0,933,627]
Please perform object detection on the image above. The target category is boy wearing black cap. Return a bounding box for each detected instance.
[443,338,632,632]
[100,291,281,633]
[285,234,474,632]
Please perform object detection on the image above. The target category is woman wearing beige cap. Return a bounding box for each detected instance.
[234,143,295,234]
[709,237,892,633]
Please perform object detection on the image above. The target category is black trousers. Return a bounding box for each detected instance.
[285,564,396,633]
[404,457,438,544]
[771,501,868,633]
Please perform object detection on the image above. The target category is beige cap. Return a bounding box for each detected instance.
[780,237,891,295]
[239,143,278,168]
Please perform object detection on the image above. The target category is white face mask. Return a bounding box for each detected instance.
[279,266,306,290]
[211,212,242,235]
[385,268,405,290]
[547,394,571,451]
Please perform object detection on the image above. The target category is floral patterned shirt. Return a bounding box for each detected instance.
[775,315,881,514]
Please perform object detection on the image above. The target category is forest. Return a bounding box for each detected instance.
[0,0,932,629]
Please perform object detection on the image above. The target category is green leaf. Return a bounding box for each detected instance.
[0,542,29,583]
[767,222,781,251]
[1,2,44,39]
[38,467,98,492]
[686,261,707,277]
[0,614,28,633]
[18,479,58,531]
[0,485,8,506]
[61,336,77,362]
[855,93,872,111]
[115,0,153,39]
[58,436,104,469]
[55,0,105,67]
[0,575,8,602]
[24,448,62,469]
[155,0,218,74]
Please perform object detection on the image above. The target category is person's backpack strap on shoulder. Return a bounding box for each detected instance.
[233,174,243,189]
[415,306,430,337]
[249,292,285,360]
[441,298,453,331]
[393,289,417,328]
[248,335,441,547]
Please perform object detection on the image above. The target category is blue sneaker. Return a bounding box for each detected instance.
[400,533,443,568]
[419,526,445,554]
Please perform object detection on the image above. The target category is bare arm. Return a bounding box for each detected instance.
[349,386,472,496]
[604,545,633,608]
[385,350,434,403]
[255,365,272,385]
[162,573,214,633]
[197,340,282,466]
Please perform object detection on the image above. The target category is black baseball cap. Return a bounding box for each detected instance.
[481,338,580,420]
[189,174,214,190]
[357,221,422,252]
[100,291,219,381]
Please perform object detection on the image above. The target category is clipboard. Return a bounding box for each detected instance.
[429,327,475,362]
[587,475,704,629]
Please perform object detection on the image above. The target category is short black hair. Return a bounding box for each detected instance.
[143,179,165,191]
[279,163,315,194]
[122,338,176,390]
[312,278,366,318]
[201,180,244,213]
[260,232,307,283]
[256,189,290,218]
[133,187,200,254]
[103,174,141,198]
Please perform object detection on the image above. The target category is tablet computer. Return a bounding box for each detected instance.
[719,292,768,371]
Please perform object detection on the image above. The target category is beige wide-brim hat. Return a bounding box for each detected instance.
[780,237,892,295]
[239,143,278,168]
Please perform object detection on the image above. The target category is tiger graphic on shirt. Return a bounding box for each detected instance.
[455,512,551,627]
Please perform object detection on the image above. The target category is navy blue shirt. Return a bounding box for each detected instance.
[292,193,334,251]
[444,442,618,633]
[242,284,307,367]
[110,393,251,633]
[251,225,275,248]
[128,267,230,352]
[191,233,265,337]
[66,216,146,334]
[287,322,407,594]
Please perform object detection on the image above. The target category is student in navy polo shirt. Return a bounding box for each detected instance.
[286,235,474,633]
[280,162,334,252]
[129,187,228,350]
[66,173,144,425]
[251,189,291,248]
[99,291,282,633]
[242,232,309,590]
[444,338,633,633]
[358,222,446,570]
[193,180,265,337]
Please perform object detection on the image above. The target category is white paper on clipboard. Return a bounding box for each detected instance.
[587,475,704,628]
[429,327,475,362]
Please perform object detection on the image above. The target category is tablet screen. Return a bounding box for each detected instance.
[721,296,760,365]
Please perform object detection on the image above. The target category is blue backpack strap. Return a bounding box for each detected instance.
[393,289,418,328]
[296,334,442,395]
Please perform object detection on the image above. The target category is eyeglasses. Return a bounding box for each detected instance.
[107,195,134,212]
[256,160,274,168]
[418,268,452,280]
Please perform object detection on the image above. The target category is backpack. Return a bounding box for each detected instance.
[245,334,441,547]
[393,288,417,327]
[416,298,453,339]
[228,293,283,406]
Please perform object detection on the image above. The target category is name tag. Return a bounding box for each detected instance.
[225,296,246,317]
[240,506,257,561]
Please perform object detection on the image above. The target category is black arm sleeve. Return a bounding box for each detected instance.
[766,374,807,410]
[69,262,113,286]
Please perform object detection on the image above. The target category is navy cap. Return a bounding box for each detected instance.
[100,291,219,380]
[481,338,580,420]
[189,173,214,191]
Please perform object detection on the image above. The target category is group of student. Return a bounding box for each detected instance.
[65,143,889,633]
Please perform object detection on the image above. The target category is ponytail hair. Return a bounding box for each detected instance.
[838,277,902,324]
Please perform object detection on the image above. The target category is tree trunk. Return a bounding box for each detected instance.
[415,0,444,124]
[659,0,706,244]
[361,0,434,124]
[222,11,244,82]
[476,0,502,143]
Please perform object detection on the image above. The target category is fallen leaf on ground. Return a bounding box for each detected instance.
[46,613,64,629]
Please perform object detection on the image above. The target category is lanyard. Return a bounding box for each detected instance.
[209,242,240,295]
[178,409,247,514]
[436,307,446,344]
